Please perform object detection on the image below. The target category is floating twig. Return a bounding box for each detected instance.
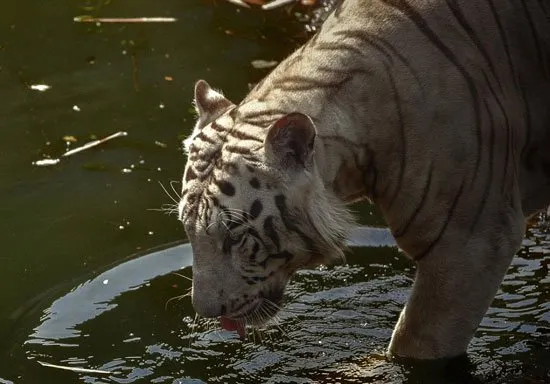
[225,0,251,7]
[62,131,128,157]
[37,361,114,375]
[74,16,177,23]
[29,84,51,92]
[33,131,128,167]
[262,0,296,9]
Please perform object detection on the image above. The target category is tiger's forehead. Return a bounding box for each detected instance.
[179,156,274,225]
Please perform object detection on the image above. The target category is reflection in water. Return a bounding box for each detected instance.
[16,224,549,383]
[26,242,192,345]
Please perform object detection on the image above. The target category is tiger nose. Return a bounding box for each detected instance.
[191,280,227,318]
[191,295,226,318]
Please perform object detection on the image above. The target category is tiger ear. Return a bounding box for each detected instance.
[265,112,316,170]
[194,80,233,121]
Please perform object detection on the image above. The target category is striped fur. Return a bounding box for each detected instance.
[180,0,550,359]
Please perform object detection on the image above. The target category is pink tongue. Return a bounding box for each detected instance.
[220,316,246,339]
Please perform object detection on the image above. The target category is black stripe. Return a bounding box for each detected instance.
[210,121,228,133]
[215,179,236,196]
[263,216,280,251]
[194,159,215,174]
[185,166,197,182]
[331,30,394,63]
[332,29,422,85]
[249,199,263,220]
[384,63,407,211]
[414,178,465,261]
[393,161,434,238]
[380,0,482,186]
[469,100,495,233]
[519,81,532,161]
[481,70,512,194]
[445,0,502,91]
[228,128,263,143]
[274,73,353,92]
[249,242,260,263]
[486,0,519,90]
[274,194,319,255]
[259,251,294,268]
[249,177,261,189]
[364,150,379,200]
[520,0,547,77]
[224,145,253,155]
[240,108,286,122]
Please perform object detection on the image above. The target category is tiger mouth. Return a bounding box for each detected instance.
[225,289,284,326]
[224,300,277,326]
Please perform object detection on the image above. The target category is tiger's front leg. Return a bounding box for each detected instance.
[386,193,526,359]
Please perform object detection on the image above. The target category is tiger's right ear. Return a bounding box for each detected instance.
[265,112,316,171]
[194,80,233,123]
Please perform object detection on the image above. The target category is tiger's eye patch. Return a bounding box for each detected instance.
[250,199,263,220]
[249,177,260,189]
[215,180,236,196]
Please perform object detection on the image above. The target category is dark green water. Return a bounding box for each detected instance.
[0,1,548,383]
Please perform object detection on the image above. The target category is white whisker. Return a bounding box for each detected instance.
[172,272,193,282]
[164,291,191,310]
[159,181,180,205]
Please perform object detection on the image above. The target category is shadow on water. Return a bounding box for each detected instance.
[0,0,549,383]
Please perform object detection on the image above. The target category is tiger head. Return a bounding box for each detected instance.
[179,80,354,325]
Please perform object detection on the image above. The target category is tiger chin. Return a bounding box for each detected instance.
[179,0,550,360]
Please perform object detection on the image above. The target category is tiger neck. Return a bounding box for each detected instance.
[238,14,399,205]
[313,134,375,204]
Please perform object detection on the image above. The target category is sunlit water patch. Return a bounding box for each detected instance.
[6,225,550,383]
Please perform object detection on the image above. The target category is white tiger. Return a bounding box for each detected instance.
[179,0,550,359]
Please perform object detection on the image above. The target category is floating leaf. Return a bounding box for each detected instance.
[251,59,278,69]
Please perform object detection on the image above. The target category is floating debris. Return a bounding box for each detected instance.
[74,16,177,23]
[251,59,278,69]
[262,0,296,9]
[63,131,127,157]
[29,84,51,92]
[62,135,77,143]
[155,141,168,148]
[37,361,114,375]
[33,131,128,167]
[72,105,81,112]
[225,0,251,8]
[34,158,60,166]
